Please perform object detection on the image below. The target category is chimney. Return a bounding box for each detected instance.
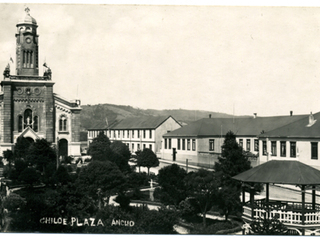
[209,114,211,118]
[309,112,314,124]
[290,111,293,116]
[253,113,257,119]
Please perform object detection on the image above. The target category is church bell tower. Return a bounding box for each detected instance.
[15,7,39,76]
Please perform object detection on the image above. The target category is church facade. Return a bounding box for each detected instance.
[0,8,81,158]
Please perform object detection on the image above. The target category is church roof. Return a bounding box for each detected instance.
[54,93,81,110]
[163,114,308,138]
[233,160,320,185]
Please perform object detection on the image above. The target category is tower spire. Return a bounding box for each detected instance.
[15,8,39,76]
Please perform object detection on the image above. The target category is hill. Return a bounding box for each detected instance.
[80,103,237,131]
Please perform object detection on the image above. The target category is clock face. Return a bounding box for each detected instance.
[26,37,31,44]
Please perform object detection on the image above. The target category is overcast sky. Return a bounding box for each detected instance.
[1,2,320,117]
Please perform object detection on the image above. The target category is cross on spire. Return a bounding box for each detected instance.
[25,7,30,15]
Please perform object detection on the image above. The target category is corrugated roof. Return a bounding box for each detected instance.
[163,114,308,137]
[260,112,320,138]
[87,122,108,130]
[110,115,180,130]
[233,160,320,185]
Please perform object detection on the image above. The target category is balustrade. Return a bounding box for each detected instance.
[244,199,320,226]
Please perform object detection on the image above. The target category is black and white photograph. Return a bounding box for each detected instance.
[1,1,320,236]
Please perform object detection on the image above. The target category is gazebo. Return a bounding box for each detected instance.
[233,160,320,235]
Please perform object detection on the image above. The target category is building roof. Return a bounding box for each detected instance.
[233,160,320,185]
[87,122,108,130]
[259,112,320,139]
[163,114,308,138]
[110,115,180,130]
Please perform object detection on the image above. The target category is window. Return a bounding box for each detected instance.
[177,139,181,150]
[118,130,120,138]
[24,109,32,129]
[247,139,251,151]
[59,115,67,131]
[290,142,296,158]
[182,139,185,150]
[280,141,286,157]
[137,144,140,150]
[209,139,215,151]
[132,143,134,151]
[33,116,38,132]
[18,115,23,132]
[192,139,196,151]
[239,139,243,148]
[143,144,146,149]
[254,139,259,152]
[123,130,125,138]
[169,138,172,149]
[165,139,167,149]
[143,130,146,139]
[311,142,318,160]
[271,141,277,156]
[132,130,134,138]
[23,50,34,68]
[149,144,152,150]
[137,130,140,138]
[187,139,190,150]
[263,141,267,156]
[149,130,152,139]
[127,130,129,138]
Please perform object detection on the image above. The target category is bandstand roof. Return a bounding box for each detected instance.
[233,160,320,185]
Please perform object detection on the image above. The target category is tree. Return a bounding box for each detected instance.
[87,132,111,161]
[3,150,13,170]
[137,148,159,175]
[215,131,251,184]
[156,164,187,206]
[76,161,126,209]
[109,140,131,172]
[110,140,131,160]
[19,167,40,187]
[53,165,71,185]
[214,131,252,220]
[26,139,56,173]
[14,137,32,160]
[184,169,220,227]
[216,184,242,221]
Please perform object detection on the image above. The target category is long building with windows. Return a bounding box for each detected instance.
[160,113,309,168]
[87,115,182,154]
[259,112,320,170]
[0,9,82,158]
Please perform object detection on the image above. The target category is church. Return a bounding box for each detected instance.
[0,8,82,158]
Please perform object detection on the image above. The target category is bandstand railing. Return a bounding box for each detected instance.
[243,199,320,226]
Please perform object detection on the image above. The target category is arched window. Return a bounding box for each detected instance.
[59,115,67,131]
[18,115,23,132]
[33,116,38,132]
[24,109,32,129]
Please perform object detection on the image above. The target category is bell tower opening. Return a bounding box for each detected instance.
[15,7,39,76]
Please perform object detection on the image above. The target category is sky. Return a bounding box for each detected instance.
[1,1,320,117]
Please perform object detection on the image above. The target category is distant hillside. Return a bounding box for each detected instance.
[80,103,240,131]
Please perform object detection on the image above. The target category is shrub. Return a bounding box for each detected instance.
[126,172,149,188]
[191,221,238,234]
[2,193,26,212]
[115,193,131,210]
